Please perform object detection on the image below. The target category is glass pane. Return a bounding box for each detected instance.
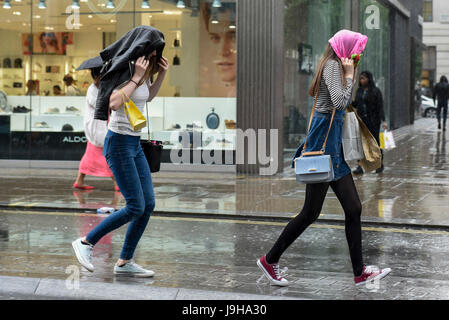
[423,1,433,22]
[145,0,237,160]
[284,0,351,150]
[20,0,136,160]
[359,0,390,124]
[0,0,31,159]
[1,0,237,163]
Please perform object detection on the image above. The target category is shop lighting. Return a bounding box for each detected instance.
[141,0,150,9]
[229,11,236,29]
[163,10,182,15]
[212,0,222,8]
[211,9,219,24]
[106,0,115,9]
[176,1,185,9]
[72,0,80,9]
[3,0,11,9]
[13,11,21,15]
[190,0,198,16]
[37,0,46,9]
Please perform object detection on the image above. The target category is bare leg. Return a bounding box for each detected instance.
[74,172,86,186]
[112,176,119,190]
[116,258,130,266]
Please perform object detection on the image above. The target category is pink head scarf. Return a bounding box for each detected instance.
[328,29,368,59]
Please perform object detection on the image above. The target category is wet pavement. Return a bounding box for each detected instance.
[1,117,449,299]
[0,117,448,228]
[1,208,449,299]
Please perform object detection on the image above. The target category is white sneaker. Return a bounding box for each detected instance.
[113,261,155,278]
[72,238,94,272]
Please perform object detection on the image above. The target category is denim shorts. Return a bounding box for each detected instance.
[292,110,351,182]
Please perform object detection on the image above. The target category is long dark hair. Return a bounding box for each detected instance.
[360,70,375,88]
[308,43,345,97]
[440,75,448,83]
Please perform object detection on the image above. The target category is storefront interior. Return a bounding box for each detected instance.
[0,0,237,163]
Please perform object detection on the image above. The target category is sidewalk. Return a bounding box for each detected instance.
[0,275,298,300]
[0,117,448,229]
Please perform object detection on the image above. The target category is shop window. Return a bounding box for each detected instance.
[423,0,433,22]
[283,0,351,150]
[0,0,237,164]
[359,0,391,124]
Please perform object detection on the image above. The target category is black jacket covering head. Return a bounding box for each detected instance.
[94,26,165,120]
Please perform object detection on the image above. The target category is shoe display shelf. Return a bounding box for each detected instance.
[0,68,25,96]
[8,95,85,132]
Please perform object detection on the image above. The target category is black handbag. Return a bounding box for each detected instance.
[141,139,163,172]
[140,102,163,173]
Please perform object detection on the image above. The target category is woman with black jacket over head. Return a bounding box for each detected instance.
[352,71,388,174]
[71,26,169,277]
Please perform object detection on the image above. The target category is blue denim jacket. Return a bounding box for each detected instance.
[291,109,351,181]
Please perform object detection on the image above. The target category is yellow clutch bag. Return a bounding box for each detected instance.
[119,89,147,132]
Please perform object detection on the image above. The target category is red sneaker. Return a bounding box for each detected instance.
[257,255,289,287]
[354,265,391,286]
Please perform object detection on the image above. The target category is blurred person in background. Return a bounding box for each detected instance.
[433,75,449,131]
[63,74,82,96]
[352,71,387,174]
[53,85,63,96]
[73,65,119,191]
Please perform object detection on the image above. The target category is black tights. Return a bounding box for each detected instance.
[266,173,364,276]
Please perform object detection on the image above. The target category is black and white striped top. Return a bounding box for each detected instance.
[315,59,354,114]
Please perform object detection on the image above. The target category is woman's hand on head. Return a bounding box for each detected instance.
[341,57,355,79]
[132,56,149,82]
[158,56,169,74]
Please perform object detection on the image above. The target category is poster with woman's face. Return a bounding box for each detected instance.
[199,3,236,97]
[22,32,73,55]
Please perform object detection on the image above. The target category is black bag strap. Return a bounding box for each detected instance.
[145,101,150,141]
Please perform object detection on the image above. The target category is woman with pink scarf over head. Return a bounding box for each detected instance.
[257,29,391,288]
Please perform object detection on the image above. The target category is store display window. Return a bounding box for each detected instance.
[0,0,237,164]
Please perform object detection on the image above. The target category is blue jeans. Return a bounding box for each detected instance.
[86,130,155,260]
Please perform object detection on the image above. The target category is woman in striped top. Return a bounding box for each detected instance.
[257,30,391,288]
